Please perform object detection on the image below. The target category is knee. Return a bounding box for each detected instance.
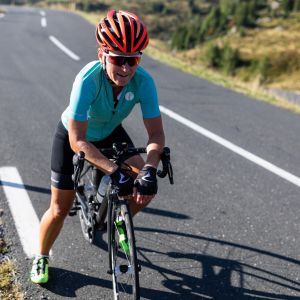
[49,195,74,221]
[50,205,70,221]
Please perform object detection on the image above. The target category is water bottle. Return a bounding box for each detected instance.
[97,175,111,201]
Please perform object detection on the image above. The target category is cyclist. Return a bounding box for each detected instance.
[30,10,165,284]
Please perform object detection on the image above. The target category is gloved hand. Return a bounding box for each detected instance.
[134,166,157,195]
[110,168,134,196]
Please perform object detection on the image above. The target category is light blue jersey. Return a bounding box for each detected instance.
[61,61,160,141]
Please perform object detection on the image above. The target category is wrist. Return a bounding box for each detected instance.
[107,165,119,176]
[141,165,157,176]
[143,164,157,170]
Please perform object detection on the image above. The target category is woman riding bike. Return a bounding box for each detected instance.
[30,10,165,284]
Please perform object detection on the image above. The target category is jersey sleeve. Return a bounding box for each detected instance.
[68,74,96,121]
[139,77,161,119]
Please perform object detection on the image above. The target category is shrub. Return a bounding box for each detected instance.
[206,44,222,68]
[271,50,300,75]
[220,0,237,16]
[171,25,189,50]
[75,1,108,12]
[294,0,300,11]
[221,44,240,75]
[206,43,240,75]
[282,0,294,17]
[258,56,271,83]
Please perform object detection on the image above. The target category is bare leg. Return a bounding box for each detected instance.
[38,187,75,255]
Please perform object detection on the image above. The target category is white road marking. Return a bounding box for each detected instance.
[159,105,300,188]
[41,17,47,27]
[0,167,40,258]
[49,35,80,61]
[40,10,46,17]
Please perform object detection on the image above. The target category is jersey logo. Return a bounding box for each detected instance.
[142,172,154,182]
[125,92,134,101]
[51,177,59,183]
[119,173,130,184]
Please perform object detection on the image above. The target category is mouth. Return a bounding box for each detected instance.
[117,73,129,78]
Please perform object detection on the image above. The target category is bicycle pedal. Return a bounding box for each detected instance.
[68,206,80,216]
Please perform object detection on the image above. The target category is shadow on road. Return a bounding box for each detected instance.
[40,226,300,299]
[0,180,51,194]
[135,227,300,299]
[2,180,298,298]
[142,206,190,219]
[41,267,111,297]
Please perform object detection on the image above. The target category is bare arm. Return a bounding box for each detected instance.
[68,119,118,175]
[143,116,165,169]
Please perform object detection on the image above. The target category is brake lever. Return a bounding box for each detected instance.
[157,147,174,184]
[72,151,85,188]
[167,161,174,185]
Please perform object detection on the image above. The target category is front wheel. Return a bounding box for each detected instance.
[78,206,95,244]
[109,201,140,300]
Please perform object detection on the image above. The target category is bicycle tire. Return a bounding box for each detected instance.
[109,201,140,300]
[95,193,108,230]
[77,163,96,243]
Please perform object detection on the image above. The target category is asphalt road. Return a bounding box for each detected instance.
[1,5,300,300]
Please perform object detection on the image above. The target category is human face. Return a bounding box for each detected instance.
[103,51,142,86]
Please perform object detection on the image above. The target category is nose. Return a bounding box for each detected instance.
[121,62,130,71]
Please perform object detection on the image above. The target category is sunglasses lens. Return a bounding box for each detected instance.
[130,57,141,66]
[108,56,141,66]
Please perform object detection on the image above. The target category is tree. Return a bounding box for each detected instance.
[258,56,271,83]
[171,25,189,50]
[221,44,240,75]
[294,0,300,11]
[200,6,224,39]
[220,0,237,16]
[282,0,294,17]
[234,2,249,27]
[206,44,222,68]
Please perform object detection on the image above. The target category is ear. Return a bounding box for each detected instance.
[97,48,104,62]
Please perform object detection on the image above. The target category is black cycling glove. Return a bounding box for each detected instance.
[110,168,134,196]
[134,166,157,195]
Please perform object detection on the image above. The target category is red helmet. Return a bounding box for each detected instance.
[96,10,149,54]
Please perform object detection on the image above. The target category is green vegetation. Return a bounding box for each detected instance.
[0,214,23,300]
[168,0,300,90]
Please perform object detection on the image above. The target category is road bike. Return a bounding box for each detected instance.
[69,142,174,299]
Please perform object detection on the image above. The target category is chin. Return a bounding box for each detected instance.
[116,79,129,86]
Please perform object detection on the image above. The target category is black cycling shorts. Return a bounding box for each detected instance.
[51,120,135,190]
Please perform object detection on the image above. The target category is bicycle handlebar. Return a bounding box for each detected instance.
[72,142,174,187]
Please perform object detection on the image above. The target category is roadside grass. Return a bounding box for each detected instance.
[0,212,23,300]
[0,259,23,300]
[144,39,300,115]
[219,12,300,91]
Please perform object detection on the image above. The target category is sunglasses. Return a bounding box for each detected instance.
[103,52,142,67]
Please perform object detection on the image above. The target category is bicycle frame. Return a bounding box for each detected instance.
[70,142,174,299]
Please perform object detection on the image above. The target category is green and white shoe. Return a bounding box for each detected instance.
[30,256,49,284]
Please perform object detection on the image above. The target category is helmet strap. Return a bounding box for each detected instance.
[103,56,106,70]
